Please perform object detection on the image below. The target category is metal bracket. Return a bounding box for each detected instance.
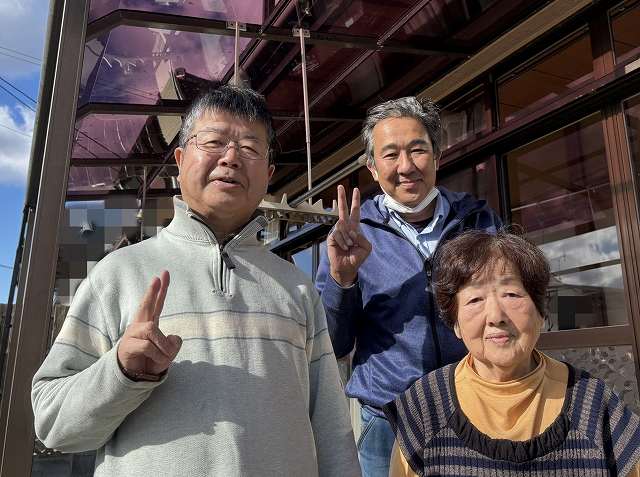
[259,194,337,224]
[292,28,310,38]
[226,21,247,31]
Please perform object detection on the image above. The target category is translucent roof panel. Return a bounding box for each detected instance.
[65,0,552,202]
[68,166,120,192]
[72,114,172,159]
[89,0,265,24]
[310,0,417,38]
[80,26,251,106]
[262,45,368,113]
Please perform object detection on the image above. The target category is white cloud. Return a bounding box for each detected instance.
[0,105,34,185]
[0,0,48,78]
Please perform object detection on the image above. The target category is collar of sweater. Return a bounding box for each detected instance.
[166,196,267,248]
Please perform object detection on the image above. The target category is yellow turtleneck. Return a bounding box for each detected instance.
[389,351,640,477]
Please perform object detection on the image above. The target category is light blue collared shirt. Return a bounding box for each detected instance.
[387,189,450,259]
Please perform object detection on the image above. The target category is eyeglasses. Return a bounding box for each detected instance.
[186,130,269,161]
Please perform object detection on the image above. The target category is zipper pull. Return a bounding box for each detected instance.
[425,259,433,293]
[425,259,432,280]
[220,247,236,270]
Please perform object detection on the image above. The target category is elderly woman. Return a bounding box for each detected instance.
[384,230,640,476]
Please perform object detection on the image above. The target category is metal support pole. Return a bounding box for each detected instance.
[0,1,90,475]
[234,21,240,86]
[295,28,313,204]
[227,21,246,87]
[139,166,147,240]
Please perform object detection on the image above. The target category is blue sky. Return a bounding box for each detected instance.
[0,0,50,302]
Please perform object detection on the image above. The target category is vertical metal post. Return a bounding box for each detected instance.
[139,166,147,240]
[234,22,240,86]
[0,1,90,475]
[296,28,313,204]
[227,21,246,87]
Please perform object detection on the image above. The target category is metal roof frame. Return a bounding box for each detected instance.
[86,9,470,58]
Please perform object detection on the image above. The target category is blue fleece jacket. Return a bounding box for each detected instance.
[315,187,502,411]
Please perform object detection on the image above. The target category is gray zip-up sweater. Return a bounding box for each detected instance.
[32,197,360,477]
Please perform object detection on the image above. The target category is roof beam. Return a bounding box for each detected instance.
[71,153,307,167]
[86,9,469,57]
[76,101,363,122]
[70,154,172,167]
[66,188,181,202]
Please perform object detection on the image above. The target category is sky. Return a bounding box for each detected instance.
[0,0,50,302]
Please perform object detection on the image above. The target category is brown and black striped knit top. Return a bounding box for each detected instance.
[384,361,640,476]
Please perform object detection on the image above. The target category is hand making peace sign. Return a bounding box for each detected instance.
[117,270,182,380]
[327,185,372,287]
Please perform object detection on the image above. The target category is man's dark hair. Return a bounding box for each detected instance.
[433,229,551,329]
[361,96,441,167]
[179,85,275,163]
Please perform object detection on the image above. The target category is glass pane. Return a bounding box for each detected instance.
[68,166,120,192]
[545,346,640,413]
[71,113,178,192]
[623,94,640,226]
[292,246,313,279]
[392,0,538,50]
[438,157,500,213]
[498,31,593,125]
[505,113,627,330]
[80,26,250,106]
[441,90,490,150]
[73,114,169,159]
[264,45,369,113]
[89,0,265,24]
[310,0,416,38]
[611,0,640,64]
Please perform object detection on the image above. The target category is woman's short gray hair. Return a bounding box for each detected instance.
[179,85,275,163]
[361,96,441,167]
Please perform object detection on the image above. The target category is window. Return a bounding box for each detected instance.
[611,1,640,64]
[498,31,593,124]
[624,93,640,223]
[292,246,314,279]
[505,113,627,330]
[441,90,490,150]
[438,157,500,213]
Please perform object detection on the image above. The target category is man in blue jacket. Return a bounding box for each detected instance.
[315,96,502,477]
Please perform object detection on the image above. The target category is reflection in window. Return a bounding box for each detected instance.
[498,31,593,124]
[441,91,489,150]
[438,158,499,213]
[292,247,314,279]
[505,113,627,330]
[611,0,640,64]
[624,93,640,224]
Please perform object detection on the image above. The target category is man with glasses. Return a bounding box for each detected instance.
[315,96,502,477]
[32,86,360,477]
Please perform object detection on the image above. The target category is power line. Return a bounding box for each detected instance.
[0,264,13,271]
[0,45,41,62]
[0,75,37,104]
[0,123,31,138]
[0,50,40,66]
[0,83,36,112]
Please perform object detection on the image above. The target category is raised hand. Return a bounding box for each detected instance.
[327,185,372,287]
[117,270,182,380]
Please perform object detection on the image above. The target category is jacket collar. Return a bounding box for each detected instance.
[166,196,267,247]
